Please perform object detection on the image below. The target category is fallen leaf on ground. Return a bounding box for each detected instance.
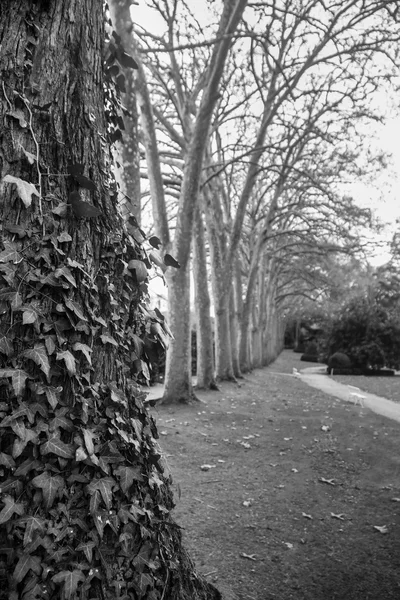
[321,425,330,432]
[240,442,251,449]
[243,499,253,507]
[319,477,335,486]
[283,542,294,549]
[284,437,293,441]
[302,512,313,520]
[200,464,216,471]
[391,498,400,502]
[291,468,298,473]
[240,553,257,561]
[160,431,168,436]
[374,525,388,534]
[331,513,346,521]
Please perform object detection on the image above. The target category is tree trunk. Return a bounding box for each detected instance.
[162,0,247,403]
[193,205,217,390]
[0,3,220,599]
[108,0,141,225]
[231,259,243,378]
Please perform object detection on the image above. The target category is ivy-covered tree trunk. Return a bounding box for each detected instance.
[0,3,220,599]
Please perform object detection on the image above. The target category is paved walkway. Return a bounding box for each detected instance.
[298,365,400,424]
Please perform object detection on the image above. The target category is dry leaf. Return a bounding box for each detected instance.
[331,513,345,521]
[321,425,330,432]
[391,498,400,502]
[240,553,257,561]
[302,512,313,520]
[200,464,216,471]
[283,542,294,549]
[319,477,335,486]
[373,525,388,534]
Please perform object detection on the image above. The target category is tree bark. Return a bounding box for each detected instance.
[162,0,248,403]
[108,0,141,225]
[193,204,218,390]
[0,3,220,599]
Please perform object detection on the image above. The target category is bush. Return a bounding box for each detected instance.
[327,352,352,374]
[326,295,400,370]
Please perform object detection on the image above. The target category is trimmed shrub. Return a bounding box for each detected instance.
[327,352,352,374]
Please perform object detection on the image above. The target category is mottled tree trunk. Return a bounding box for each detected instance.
[0,3,220,599]
[193,205,217,390]
[108,0,141,223]
[231,259,243,378]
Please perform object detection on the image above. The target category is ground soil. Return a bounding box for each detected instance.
[150,350,400,600]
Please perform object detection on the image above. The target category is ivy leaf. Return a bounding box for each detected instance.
[3,175,39,208]
[0,368,29,397]
[64,298,87,320]
[87,477,115,510]
[100,335,118,347]
[0,240,22,264]
[115,465,143,494]
[164,253,181,269]
[148,236,162,250]
[116,50,138,69]
[32,472,64,508]
[3,223,27,238]
[54,266,77,288]
[75,446,88,461]
[52,570,85,599]
[0,336,13,357]
[72,174,97,191]
[76,541,96,563]
[14,458,41,476]
[149,250,167,273]
[41,436,75,459]
[52,202,68,217]
[44,385,62,409]
[13,553,42,584]
[22,516,45,546]
[0,495,25,524]
[82,428,95,455]
[45,335,56,356]
[56,350,76,375]
[94,315,107,327]
[127,259,147,283]
[0,452,16,468]
[11,369,29,397]
[7,108,28,128]
[57,232,72,243]
[10,292,23,310]
[22,345,50,381]
[22,306,38,324]
[72,342,92,365]
[21,147,36,164]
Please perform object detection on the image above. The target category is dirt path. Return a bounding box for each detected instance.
[150,351,400,600]
[298,366,400,424]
